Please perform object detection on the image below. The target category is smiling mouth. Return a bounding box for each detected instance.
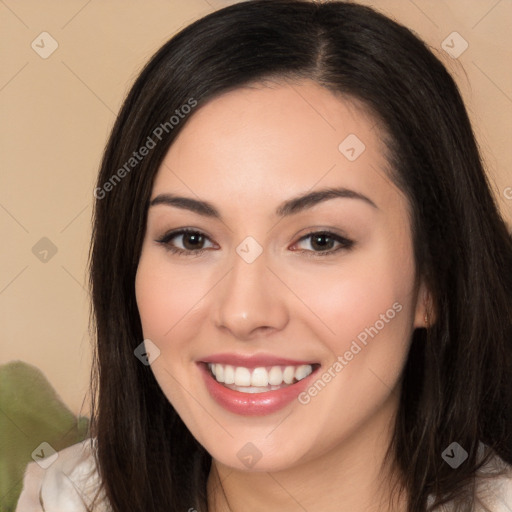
[206,362,321,394]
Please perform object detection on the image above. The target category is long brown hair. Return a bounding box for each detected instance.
[88,1,512,510]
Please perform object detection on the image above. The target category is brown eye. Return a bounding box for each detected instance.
[181,232,206,250]
[310,233,336,251]
[156,229,215,256]
[293,231,354,257]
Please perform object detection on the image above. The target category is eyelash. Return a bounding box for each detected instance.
[155,228,354,258]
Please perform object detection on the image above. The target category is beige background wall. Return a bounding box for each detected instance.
[1,0,511,417]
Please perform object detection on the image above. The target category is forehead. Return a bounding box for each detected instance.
[152,79,403,213]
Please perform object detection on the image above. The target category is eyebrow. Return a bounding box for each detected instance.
[149,186,378,219]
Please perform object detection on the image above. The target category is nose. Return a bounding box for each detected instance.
[213,248,289,341]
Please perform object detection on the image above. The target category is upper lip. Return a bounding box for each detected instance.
[199,353,319,369]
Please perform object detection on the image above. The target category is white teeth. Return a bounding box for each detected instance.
[251,367,269,387]
[234,367,252,386]
[207,362,315,390]
[224,365,235,384]
[268,366,283,385]
[283,366,295,384]
[215,364,224,383]
[295,364,313,381]
[227,386,279,394]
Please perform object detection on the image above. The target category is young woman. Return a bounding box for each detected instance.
[16,1,512,511]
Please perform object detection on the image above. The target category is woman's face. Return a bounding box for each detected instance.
[135,79,428,472]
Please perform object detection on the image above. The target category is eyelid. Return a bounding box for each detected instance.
[156,227,211,243]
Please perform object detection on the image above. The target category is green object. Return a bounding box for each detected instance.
[0,361,89,512]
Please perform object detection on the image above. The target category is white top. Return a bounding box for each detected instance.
[16,439,109,512]
[15,439,512,511]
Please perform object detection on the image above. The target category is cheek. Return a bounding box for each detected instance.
[135,253,210,344]
[289,249,416,448]
[293,246,415,358]
[134,252,209,413]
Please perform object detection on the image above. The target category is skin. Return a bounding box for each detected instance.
[135,79,430,511]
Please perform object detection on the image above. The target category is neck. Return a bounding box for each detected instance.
[207,387,407,512]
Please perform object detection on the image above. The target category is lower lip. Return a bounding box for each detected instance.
[198,363,319,416]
